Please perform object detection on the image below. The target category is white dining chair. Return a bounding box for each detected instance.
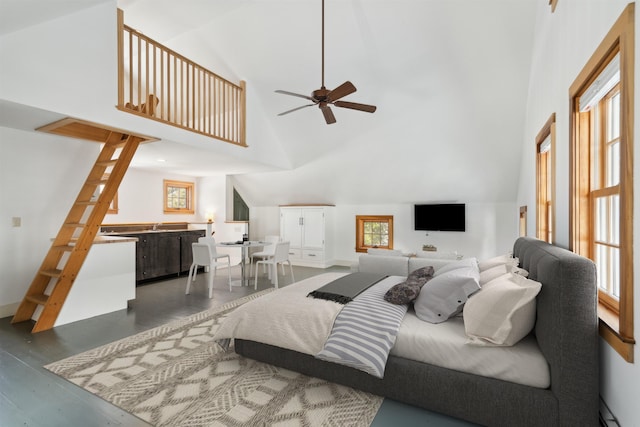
[249,235,280,276]
[186,242,232,298]
[254,241,294,289]
[198,236,232,269]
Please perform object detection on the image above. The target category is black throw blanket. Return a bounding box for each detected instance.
[307,272,389,304]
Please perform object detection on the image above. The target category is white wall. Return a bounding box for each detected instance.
[519,1,639,425]
[333,203,517,264]
[0,126,98,316]
[104,168,201,224]
[0,1,290,175]
[104,171,247,263]
[0,125,248,316]
[247,202,518,266]
[0,2,117,118]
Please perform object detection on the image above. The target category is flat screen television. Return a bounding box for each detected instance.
[414,203,466,232]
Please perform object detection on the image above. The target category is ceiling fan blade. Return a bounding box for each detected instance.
[334,100,377,113]
[278,104,315,116]
[327,81,356,102]
[275,90,314,101]
[321,105,336,124]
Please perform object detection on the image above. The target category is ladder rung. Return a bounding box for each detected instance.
[107,140,127,148]
[64,223,86,228]
[12,132,140,333]
[86,179,108,186]
[96,160,118,167]
[40,269,62,278]
[26,294,49,306]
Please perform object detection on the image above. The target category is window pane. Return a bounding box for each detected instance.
[596,197,606,241]
[167,186,188,208]
[594,194,620,299]
[364,221,387,248]
[592,107,602,189]
[612,247,620,298]
[607,141,620,186]
[609,92,620,140]
[595,243,608,292]
[611,194,619,245]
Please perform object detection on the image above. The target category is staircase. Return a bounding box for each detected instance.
[12,119,152,333]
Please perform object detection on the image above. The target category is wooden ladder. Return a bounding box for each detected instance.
[12,130,144,333]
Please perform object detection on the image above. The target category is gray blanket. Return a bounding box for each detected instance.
[307,272,388,304]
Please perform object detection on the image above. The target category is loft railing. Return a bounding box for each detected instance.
[117,9,246,146]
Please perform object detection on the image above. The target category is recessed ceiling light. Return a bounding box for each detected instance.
[157,158,166,162]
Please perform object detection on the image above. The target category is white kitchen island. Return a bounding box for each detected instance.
[32,235,138,327]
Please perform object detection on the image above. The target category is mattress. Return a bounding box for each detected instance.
[214,272,550,388]
[392,310,550,388]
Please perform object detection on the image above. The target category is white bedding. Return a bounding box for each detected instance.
[213,272,550,388]
[392,310,550,388]
[214,272,348,355]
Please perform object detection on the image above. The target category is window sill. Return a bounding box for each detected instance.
[598,302,635,363]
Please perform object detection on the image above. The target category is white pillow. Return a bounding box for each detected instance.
[463,273,542,346]
[479,264,528,286]
[478,254,519,272]
[433,257,478,277]
[414,266,481,324]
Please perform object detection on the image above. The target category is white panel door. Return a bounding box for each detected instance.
[302,208,325,249]
[280,208,303,248]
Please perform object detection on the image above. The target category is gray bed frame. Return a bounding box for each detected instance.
[235,237,599,426]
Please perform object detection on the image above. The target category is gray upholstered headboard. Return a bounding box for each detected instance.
[512,237,599,426]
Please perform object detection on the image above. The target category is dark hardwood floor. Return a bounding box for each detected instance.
[0,264,349,427]
[1,263,475,427]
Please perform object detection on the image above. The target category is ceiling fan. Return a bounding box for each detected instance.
[275,0,377,125]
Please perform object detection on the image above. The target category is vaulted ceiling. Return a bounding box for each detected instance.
[1,0,539,206]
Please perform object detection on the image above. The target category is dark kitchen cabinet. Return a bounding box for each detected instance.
[180,230,204,273]
[123,229,205,283]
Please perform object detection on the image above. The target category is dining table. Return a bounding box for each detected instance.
[217,241,272,287]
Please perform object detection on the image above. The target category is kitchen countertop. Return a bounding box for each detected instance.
[102,229,205,236]
[93,235,139,244]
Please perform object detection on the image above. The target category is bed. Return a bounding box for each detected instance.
[214,237,599,426]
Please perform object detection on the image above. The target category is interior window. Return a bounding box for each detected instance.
[355,215,393,253]
[569,5,634,362]
[233,188,249,221]
[163,179,195,214]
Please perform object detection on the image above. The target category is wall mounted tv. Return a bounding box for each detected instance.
[414,203,466,232]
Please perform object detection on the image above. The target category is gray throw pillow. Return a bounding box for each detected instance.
[384,266,435,305]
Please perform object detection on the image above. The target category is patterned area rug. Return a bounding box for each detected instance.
[44,289,383,426]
